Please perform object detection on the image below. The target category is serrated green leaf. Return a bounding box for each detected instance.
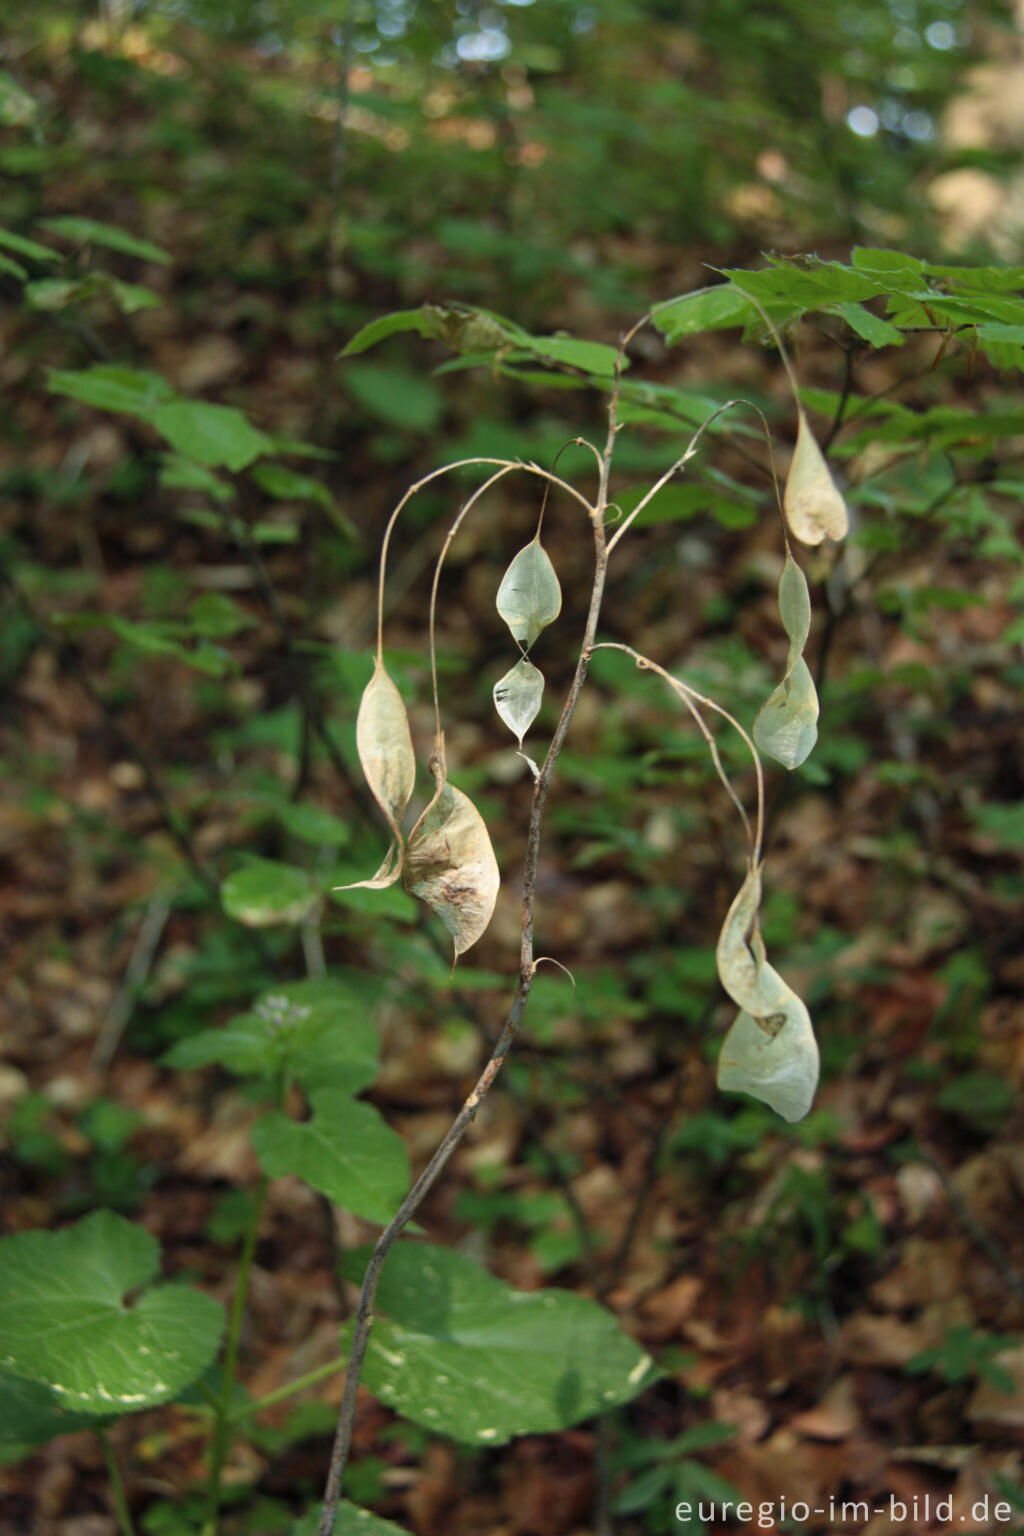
[341,309,435,356]
[47,365,175,417]
[524,335,621,376]
[152,401,272,471]
[0,1211,223,1415]
[253,1092,409,1224]
[653,285,762,341]
[753,554,819,769]
[493,657,544,745]
[38,215,171,265]
[343,1243,657,1444]
[221,858,318,927]
[165,978,378,1095]
[839,302,905,348]
[496,536,562,649]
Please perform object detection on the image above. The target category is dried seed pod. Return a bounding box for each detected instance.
[338,657,415,891]
[784,411,849,545]
[404,770,499,960]
[753,553,819,769]
[715,868,819,1122]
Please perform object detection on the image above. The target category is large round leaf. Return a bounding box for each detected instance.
[0,1211,223,1415]
[344,1243,657,1445]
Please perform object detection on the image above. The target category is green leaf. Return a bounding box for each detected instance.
[274,799,350,847]
[47,365,175,417]
[523,335,621,376]
[0,1370,100,1462]
[38,215,172,265]
[159,454,234,502]
[344,1242,657,1445]
[0,1211,223,1415]
[253,1092,409,1224]
[292,1501,410,1536]
[186,593,255,639]
[753,554,819,769]
[152,401,272,471]
[165,978,379,1095]
[341,309,436,356]
[838,302,904,348]
[221,857,319,927]
[0,72,39,129]
[496,536,562,649]
[344,364,442,432]
[251,461,333,511]
[0,226,59,264]
[653,285,761,341]
[0,251,26,280]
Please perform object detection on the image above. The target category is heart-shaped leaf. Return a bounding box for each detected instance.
[493,656,544,745]
[496,537,562,650]
[292,1502,409,1536]
[165,978,379,1095]
[0,1369,100,1460]
[784,411,849,545]
[0,1211,223,1415]
[342,1243,657,1446]
[753,554,819,769]
[404,777,499,959]
[252,1091,409,1225]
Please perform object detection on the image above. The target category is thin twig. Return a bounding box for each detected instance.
[92,891,172,1070]
[315,436,617,1536]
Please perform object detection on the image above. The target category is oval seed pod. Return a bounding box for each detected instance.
[715,866,764,1015]
[496,536,562,650]
[493,657,544,746]
[784,411,849,546]
[753,554,819,769]
[404,778,500,960]
[717,957,819,1123]
[338,657,415,891]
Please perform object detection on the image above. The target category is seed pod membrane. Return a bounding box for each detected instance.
[784,411,849,545]
[753,554,819,769]
[493,657,544,746]
[404,772,499,960]
[496,537,562,650]
[337,657,415,891]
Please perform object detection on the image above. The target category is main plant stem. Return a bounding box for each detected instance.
[316,482,613,1536]
[201,1173,270,1536]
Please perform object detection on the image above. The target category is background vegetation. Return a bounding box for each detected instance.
[2,1,1024,1533]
